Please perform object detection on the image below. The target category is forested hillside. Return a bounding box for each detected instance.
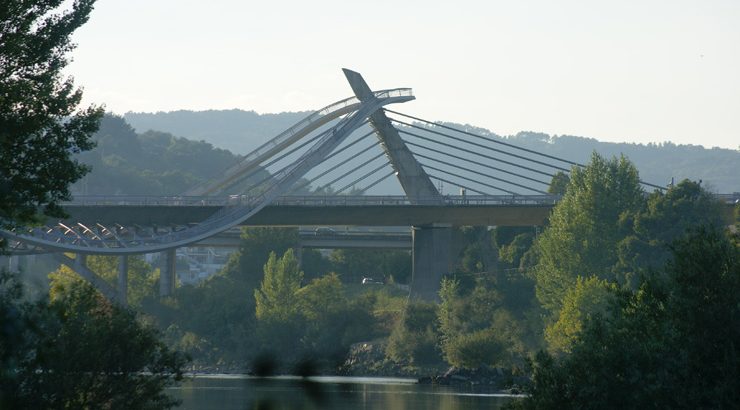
[124,109,308,155]
[72,115,245,195]
[124,109,740,193]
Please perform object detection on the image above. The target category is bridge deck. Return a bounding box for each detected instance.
[59,193,737,227]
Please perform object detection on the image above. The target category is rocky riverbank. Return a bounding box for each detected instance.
[340,340,528,393]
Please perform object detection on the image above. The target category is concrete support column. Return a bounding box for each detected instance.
[160,249,176,298]
[411,223,452,301]
[118,256,128,307]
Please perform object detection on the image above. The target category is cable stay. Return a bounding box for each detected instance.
[398,129,556,178]
[413,152,549,195]
[335,161,391,194]
[403,140,551,187]
[427,174,490,195]
[356,171,396,195]
[221,124,339,195]
[388,109,666,191]
[390,117,572,173]
[288,131,376,194]
[421,163,519,195]
[313,151,386,193]
[251,128,376,195]
[385,109,584,168]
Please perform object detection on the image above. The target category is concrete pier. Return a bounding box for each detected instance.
[160,249,176,297]
[118,256,128,306]
[411,223,453,301]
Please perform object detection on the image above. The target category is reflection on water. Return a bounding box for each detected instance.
[169,375,519,410]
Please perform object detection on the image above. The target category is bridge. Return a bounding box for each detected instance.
[57,194,559,226]
[3,69,734,304]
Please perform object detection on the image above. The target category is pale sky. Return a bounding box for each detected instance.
[65,0,740,150]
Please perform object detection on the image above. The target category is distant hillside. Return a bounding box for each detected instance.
[125,109,309,155]
[73,115,261,196]
[123,109,739,194]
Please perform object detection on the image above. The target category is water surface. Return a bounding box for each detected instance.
[169,375,520,410]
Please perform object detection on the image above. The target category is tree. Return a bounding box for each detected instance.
[386,302,443,366]
[510,227,740,409]
[437,275,525,368]
[222,227,299,287]
[254,249,303,322]
[533,153,644,313]
[544,276,615,354]
[615,179,725,287]
[48,255,159,307]
[0,0,103,239]
[1,272,187,409]
[547,172,569,195]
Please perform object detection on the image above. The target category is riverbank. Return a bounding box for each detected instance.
[339,340,528,393]
[180,340,529,394]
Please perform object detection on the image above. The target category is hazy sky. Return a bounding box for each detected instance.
[65,0,739,149]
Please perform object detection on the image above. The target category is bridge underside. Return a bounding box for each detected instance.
[60,204,554,227]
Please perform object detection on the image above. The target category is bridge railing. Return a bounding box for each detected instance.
[64,194,563,207]
[65,192,740,207]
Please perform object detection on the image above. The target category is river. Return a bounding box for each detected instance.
[168,375,520,409]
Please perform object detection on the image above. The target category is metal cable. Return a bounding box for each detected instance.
[288,131,376,193]
[223,120,371,194]
[388,109,666,191]
[399,129,555,178]
[390,117,572,173]
[335,161,391,194]
[421,163,519,195]
[356,171,396,194]
[385,109,584,167]
[427,174,490,195]
[315,151,387,193]
[414,152,549,194]
[404,139,551,187]
[252,129,373,194]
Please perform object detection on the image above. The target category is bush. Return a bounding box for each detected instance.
[386,302,443,366]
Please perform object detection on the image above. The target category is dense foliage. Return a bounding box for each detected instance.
[534,153,644,313]
[72,115,247,195]
[510,227,739,409]
[0,0,103,237]
[0,271,187,409]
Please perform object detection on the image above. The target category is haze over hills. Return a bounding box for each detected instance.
[123,109,739,194]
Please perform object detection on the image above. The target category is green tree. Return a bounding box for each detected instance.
[437,275,523,368]
[255,249,303,322]
[154,228,298,367]
[534,153,644,313]
[222,227,299,287]
[295,273,367,365]
[48,255,159,307]
[0,0,103,239]
[615,179,725,287]
[548,172,570,195]
[544,276,615,354]
[386,302,443,367]
[1,274,187,409]
[329,248,411,284]
[511,227,740,409]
